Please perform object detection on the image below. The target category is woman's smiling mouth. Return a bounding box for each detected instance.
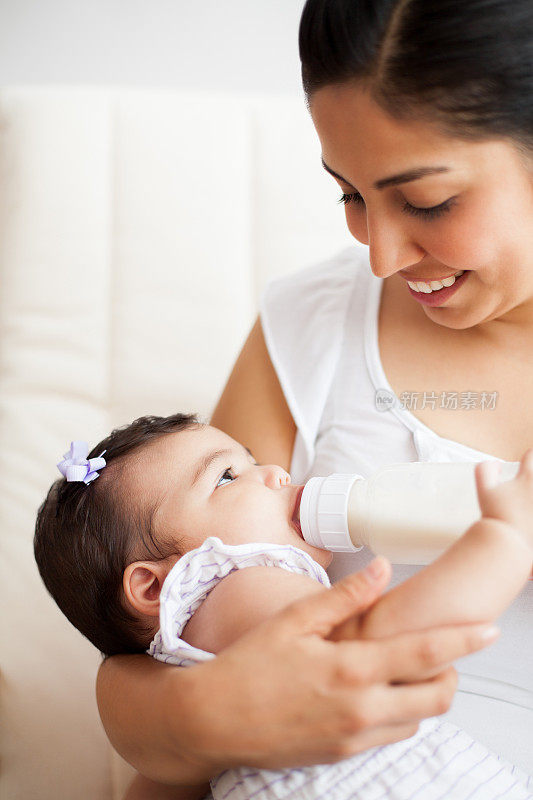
[405,270,469,306]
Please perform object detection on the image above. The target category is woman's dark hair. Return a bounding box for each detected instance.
[34,412,200,657]
[299,0,533,152]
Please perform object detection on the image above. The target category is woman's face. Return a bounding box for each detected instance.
[310,84,533,329]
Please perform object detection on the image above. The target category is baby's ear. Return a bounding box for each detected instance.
[123,559,176,617]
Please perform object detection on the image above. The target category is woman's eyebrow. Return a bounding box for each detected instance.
[321,158,449,190]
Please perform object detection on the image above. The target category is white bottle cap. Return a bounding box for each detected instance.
[299,474,364,552]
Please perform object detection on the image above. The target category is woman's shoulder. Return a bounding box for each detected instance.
[260,245,369,366]
[259,247,370,474]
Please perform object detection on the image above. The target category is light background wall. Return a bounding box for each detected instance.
[0,0,307,95]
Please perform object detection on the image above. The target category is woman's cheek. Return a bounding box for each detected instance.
[425,217,488,271]
[447,205,499,267]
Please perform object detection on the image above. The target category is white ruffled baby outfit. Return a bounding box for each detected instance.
[149,537,533,800]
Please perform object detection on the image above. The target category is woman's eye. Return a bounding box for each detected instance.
[339,191,364,207]
[216,468,236,488]
[338,192,457,220]
[401,197,457,220]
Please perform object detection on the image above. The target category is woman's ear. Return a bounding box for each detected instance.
[123,559,176,617]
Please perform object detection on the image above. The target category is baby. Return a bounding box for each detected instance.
[34,412,533,800]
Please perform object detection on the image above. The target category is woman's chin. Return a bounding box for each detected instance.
[422,297,487,329]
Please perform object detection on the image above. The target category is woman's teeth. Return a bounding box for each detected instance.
[407,270,464,293]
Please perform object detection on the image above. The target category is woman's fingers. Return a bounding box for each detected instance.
[277,558,392,639]
[328,722,421,761]
[328,669,457,755]
[382,623,500,682]
[333,623,500,686]
[362,668,458,729]
[323,670,458,760]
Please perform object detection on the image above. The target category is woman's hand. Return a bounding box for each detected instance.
[151,561,498,780]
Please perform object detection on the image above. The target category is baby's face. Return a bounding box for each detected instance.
[128,425,332,569]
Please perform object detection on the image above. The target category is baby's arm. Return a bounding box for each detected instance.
[358,456,533,639]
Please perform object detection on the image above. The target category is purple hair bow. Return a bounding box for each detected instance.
[57,441,107,484]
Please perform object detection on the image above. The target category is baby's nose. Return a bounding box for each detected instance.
[262,465,291,489]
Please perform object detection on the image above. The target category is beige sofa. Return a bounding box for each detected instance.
[0,87,353,799]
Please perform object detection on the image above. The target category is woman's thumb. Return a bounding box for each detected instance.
[281,557,391,639]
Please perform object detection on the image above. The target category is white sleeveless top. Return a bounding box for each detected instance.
[260,247,533,773]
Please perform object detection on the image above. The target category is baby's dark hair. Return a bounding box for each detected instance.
[34,412,200,657]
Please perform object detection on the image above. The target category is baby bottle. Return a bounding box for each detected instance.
[298,462,519,565]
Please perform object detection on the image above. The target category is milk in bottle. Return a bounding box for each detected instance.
[298,462,519,565]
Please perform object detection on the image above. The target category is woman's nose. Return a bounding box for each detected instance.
[367,212,426,279]
[260,465,291,489]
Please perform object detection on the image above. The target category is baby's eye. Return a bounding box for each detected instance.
[217,468,236,487]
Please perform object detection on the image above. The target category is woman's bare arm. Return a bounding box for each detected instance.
[211,317,296,469]
[96,656,213,784]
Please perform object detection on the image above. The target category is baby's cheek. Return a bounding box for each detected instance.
[229,511,282,545]
[216,509,264,545]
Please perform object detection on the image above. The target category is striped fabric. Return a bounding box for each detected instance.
[213,719,533,800]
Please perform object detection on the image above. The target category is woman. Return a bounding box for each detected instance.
[97,0,533,795]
